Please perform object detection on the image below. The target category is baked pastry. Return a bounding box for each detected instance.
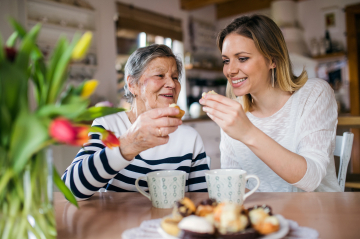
[172,197,196,221]
[169,103,185,119]
[161,217,181,237]
[195,199,218,217]
[213,203,251,236]
[178,215,215,239]
[201,90,218,98]
[248,206,279,235]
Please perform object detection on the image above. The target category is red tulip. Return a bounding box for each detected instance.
[49,118,77,144]
[49,118,90,146]
[4,47,17,62]
[101,130,120,149]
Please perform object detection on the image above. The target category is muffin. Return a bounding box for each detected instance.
[248,205,279,235]
[161,217,181,237]
[255,216,280,235]
[178,215,215,239]
[169,103,185,119]
[172,197,196,221]
[195,199,218,217]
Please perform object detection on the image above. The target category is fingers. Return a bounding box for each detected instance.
[155,126,178,137]
[155,116,182,127]
[148,107,180,119]
[200,93,236,107]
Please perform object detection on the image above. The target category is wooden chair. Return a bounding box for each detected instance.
[334,132,354,191]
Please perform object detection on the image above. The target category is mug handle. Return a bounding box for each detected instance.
[135,176,151,201]
[243,175,260,201]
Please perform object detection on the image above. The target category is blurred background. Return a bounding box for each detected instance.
[1,0,360,190]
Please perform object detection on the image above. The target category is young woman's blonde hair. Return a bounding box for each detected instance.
[217,15,308,112]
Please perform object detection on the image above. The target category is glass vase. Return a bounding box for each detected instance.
[0,148,56,239]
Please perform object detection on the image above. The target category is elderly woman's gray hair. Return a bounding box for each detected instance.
[123,44,183,104]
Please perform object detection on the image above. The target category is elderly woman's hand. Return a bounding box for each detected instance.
[119,107,182,160]
[200,94,256,145]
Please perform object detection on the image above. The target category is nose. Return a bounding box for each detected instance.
[227,60,239,76]
[164,75,176,88]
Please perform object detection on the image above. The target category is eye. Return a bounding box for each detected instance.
[222,59,229,65]
[157,74,164,78]
[239,57,249,63]
[173,77,179,81]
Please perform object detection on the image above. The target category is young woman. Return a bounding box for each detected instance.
[200,15,341,192]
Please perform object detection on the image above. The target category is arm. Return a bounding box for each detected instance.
[61,118,132,201]
[188,133,210,192]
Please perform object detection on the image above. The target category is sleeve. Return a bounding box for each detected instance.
[292,81,338,192]
[188,132,210,192]
[61,117,133,201]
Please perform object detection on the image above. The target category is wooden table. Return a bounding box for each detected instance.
[55,192,360,239]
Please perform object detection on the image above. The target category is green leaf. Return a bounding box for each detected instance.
[0,61,28,122]
[31,59,47,106]
[46,36,68,85]
[0,34,4,63]
[0,105,11,147]
[8,18,27,38]
[53,166,78,208]
[15,23,41,70]
[47,33,80,103]
[9,107,49,173]
[74,107,126,122]
[6,32,18,47]
[37,100,88,119]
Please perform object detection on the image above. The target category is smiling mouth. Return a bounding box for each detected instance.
[159,94,173,98]
[232,77,247,84]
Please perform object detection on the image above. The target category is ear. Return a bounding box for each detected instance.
[270,58,276,69]
[127,75,138,96]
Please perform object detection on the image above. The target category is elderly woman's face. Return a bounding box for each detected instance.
[131,57,181,110]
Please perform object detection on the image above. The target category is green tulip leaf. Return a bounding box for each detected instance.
[6,31,19,47]
[37,100,88,119]
[0,34,4,63]
[46,36,68,85]
[10,107,49,173]
[8,18,27,38]
[53,166,79,208]
[15,23,41,70]
[74,107,126,122]
[47,33,80,104]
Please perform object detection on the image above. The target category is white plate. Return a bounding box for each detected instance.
[158,214,289,239]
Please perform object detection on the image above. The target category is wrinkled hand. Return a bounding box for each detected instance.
[120,107,182,160]
[199,94,255,144]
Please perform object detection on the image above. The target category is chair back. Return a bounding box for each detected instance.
[334,132,354,191]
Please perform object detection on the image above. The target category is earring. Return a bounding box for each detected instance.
[271,68,275,88]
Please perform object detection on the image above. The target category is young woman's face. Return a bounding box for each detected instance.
[130,57,181,111]
[221,33,274,97]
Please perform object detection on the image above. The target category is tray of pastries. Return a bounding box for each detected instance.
[159,197,289,239]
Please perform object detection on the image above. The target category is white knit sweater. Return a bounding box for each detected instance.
[220,79,342,192]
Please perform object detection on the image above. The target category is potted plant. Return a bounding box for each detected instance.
[0,20,124,238]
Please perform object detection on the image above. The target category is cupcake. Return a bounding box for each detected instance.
[248,205,279,235]
[195,198,218,217]
[178,215,215,239]
[172,197,196,221]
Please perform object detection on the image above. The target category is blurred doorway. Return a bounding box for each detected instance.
[346,3,360,175]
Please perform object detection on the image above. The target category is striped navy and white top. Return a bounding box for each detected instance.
[62,112,210,200]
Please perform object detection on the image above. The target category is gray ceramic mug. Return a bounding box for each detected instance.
[135,170,186,208]
[205,169,260,205]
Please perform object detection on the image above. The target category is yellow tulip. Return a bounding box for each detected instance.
[81,79,98,98]
[72,31,93,60]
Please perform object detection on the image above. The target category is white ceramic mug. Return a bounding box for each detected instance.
[205,169,260,205]
[135,170,186,208]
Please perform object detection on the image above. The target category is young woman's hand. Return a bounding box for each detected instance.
[199,94,256,145]
[119,107,182,160]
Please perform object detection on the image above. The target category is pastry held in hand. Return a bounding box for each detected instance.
[178,215,215,239]
[202,90,218,98]
[169,103,185,119]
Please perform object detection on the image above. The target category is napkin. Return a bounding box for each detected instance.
[122,218,319,239]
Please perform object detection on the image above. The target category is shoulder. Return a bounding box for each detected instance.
[92,111,128,130]
[297,78,334,98]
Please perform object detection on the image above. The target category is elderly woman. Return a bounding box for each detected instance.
[200,15,341,192]
[62,45,209,200]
